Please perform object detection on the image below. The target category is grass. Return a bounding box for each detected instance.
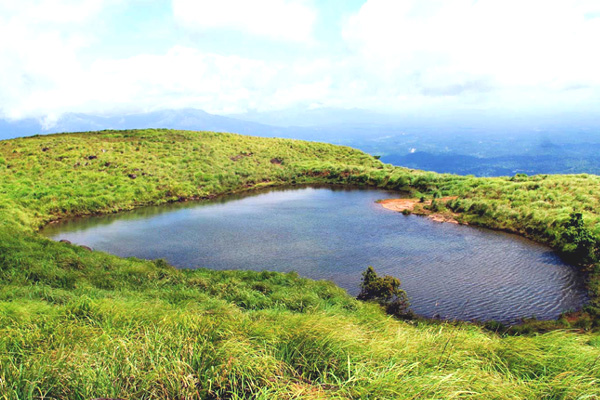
[1,129,599,399]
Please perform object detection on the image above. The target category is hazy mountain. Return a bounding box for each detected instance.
[0,118,46,140]
[0,109,286,140]
[0,108,406,143]
[232,107,399,127]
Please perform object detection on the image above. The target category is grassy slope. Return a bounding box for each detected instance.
[1,129,599,399]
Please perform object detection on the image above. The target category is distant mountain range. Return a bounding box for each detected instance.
[232,107,398,127]
[0,109,288,140]
[0,108,411,146]
[2,107,600,177]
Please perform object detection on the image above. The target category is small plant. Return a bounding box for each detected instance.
[427,199,444,213]
[357,266,410,316]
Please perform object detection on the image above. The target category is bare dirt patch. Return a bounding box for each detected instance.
[378,197,464,224]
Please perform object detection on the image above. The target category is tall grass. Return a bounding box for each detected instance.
[1,129,599,399]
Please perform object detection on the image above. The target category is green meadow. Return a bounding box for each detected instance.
[1,129,599,399]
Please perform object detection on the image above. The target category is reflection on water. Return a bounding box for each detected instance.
[42,185,588,323]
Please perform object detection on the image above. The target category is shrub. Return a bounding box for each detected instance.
[357,266,410,316]
[560,212,598,264]
[429,199,444,213]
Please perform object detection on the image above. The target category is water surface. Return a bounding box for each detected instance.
[42,186,587,323]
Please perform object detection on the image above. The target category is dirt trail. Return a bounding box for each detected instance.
[378,197,463,224]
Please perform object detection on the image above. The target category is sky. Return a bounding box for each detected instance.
[1,0,600,126]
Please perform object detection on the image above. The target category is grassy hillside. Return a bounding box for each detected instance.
[1,129,600,399]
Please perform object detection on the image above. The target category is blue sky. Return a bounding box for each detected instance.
[1,0,599,126]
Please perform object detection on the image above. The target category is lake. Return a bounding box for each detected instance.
[41,185,588,323]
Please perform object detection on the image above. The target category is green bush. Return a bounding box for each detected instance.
[357,266,410,316]
[560,212,599,264]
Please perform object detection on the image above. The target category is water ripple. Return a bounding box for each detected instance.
[41,186,588,323]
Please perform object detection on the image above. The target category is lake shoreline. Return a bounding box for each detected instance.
[38,178,592,328]
[42,185,587,326]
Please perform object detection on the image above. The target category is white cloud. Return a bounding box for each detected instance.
[0,0,112,119]
[172,0,316,42]
[85,46,284,114]
[0,0,326,121]
[343,0,600,98]
[1,0,599,122]
[0,0,114,24]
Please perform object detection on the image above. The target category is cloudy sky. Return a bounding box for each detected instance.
[1,0,599,124]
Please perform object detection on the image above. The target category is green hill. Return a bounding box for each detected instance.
[1,129,599,399]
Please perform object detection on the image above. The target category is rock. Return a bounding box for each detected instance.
[128,174,137,179]
[230,152,254,162]
[80,245,92,251]
[59,239,72,244]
